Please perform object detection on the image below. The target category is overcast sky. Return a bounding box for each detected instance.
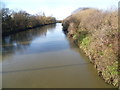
[2,0,119,20]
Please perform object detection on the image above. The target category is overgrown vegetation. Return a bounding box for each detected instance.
[1,8,56,36]
[62,8,119,87]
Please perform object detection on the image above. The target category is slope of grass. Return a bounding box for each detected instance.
[62,8,119,87]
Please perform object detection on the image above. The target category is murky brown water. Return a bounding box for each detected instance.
[2,23,114,88]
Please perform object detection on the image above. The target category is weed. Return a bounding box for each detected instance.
[81,36,91,48]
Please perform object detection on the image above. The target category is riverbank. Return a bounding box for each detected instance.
[2,23,57,36]
[62,8,119,87]
[2,8,57,36]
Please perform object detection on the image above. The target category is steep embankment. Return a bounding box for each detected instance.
[62,8,119,87]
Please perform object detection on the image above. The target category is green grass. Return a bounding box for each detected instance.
[80,36,91,48]
[73,34,78,39]
[106,61,118,75]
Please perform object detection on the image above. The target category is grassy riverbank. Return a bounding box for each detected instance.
[62,8,119,87]
[2,8,57,36]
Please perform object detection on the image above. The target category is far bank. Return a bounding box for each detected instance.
[2,8,57,37]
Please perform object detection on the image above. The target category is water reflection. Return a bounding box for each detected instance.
[2,23,114,88]
[2,24,56,59]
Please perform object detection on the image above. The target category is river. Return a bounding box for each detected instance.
[2,23,114,88]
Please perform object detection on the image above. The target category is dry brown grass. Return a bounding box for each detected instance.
[62,8,119,87]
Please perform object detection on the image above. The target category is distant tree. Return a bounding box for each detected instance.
[2,8,56,36]
[2,8,13,33]
[12,10,30,29]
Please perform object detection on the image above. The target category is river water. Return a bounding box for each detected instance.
[2,23,114,88]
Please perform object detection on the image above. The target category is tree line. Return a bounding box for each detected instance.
[2,8,57,36]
